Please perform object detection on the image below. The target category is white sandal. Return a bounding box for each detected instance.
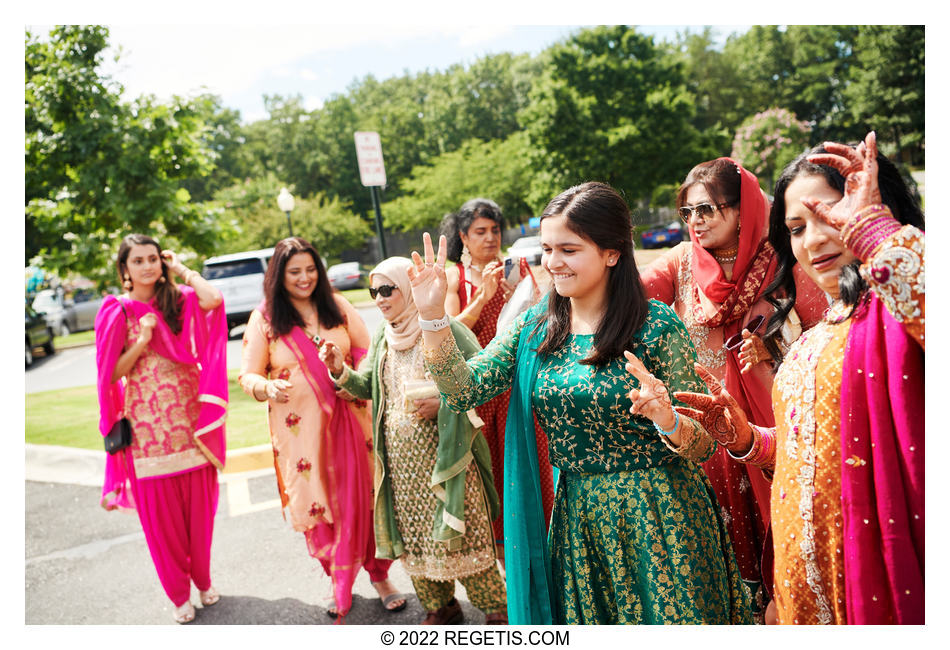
[174,602,196,624]
[199,586,220,607]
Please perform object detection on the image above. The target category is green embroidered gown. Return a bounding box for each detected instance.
[426,299,752,624]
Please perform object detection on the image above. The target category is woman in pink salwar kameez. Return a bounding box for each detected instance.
[239,237,405,623]
[95,233,228,624]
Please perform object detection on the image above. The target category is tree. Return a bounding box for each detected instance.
[731,108,812,190]
[844,25,924,165]
[382,132,535,232]
[26,26,216,284]
[520,26,715,211]
[213,174,371,261]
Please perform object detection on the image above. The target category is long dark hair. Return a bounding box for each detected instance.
[117,234,183,334]
[438,198,504,263]
[762,146,925,363]
[535,181,648,366]
[263,237,343,337]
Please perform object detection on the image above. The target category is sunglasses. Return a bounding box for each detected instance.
[723,314,765,350]
[678,201,734,223]
[369,284,399,299]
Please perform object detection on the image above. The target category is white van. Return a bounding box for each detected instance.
[202,248,274,333]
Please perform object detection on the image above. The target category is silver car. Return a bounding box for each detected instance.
[327,262,368,290]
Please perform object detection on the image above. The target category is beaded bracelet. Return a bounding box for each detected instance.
[653,410,680,437]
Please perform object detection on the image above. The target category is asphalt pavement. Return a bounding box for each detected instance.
[25,444,490,625]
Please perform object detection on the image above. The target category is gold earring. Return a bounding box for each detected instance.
[123,274,132,291]
[158,275,166,284]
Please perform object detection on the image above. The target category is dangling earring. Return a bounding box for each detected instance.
[460,244,472,267]
[158,275,166,284]
[123,274,132,291]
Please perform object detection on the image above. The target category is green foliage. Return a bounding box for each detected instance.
[382,132,534,231]
[844,26,924,165]
[26,26,217,285]
[731,108,812,189]
[520,26,715,211]
[213,174,371,261]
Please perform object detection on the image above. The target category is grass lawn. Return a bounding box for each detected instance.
[54,329,95,348]
[25,369,270,451]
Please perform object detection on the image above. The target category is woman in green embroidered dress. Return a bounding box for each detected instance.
[319,257,508,625]
[407,182,752,624]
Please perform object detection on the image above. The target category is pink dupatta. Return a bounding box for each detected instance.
[95,286,228,509]
[840,294,924,623]
[261,301,369,619]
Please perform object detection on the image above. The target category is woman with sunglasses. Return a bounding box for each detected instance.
[238,237,404,623]
[675,132,924,624]
[319,257,508,624]
[440,199,554,567]
[640,159,827,621]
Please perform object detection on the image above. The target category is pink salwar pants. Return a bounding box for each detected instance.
[126,453,219,607]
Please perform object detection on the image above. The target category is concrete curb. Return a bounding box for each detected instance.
[26,442,275,486]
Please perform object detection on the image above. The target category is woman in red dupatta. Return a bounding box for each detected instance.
[239,237,405,623]
[674,132,925,624]
[640,159,827,621]
[95,234,228,624]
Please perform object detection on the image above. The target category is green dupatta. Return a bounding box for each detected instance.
[504,297,559,624]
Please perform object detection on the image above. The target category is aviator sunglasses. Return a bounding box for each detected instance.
[723,314,765,350]
[369,284,398,299]
[678,201,735,223]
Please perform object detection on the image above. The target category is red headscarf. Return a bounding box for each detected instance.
[688,158,777,329]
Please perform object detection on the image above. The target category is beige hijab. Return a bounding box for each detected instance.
[371,257,421,351]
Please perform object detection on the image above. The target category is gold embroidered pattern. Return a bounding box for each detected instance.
[677,248,727,369]
[861,226,924,325]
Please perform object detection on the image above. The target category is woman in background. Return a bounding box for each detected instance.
[441,200,554,561]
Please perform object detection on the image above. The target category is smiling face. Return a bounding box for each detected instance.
[459,216,501,265]
[783,173,853,298]
[540,214,617,299]
[282,252,319,302]
[683,184,740,251]
[123,243,164,291]
[370,274,406,321]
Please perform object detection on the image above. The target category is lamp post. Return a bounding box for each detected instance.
[277,188,295,237]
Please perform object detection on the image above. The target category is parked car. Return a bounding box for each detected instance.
[327,262,368,290]
[31,288,105,336]
[506,235,543,266]
[202,248,274,334]
[640,222,684,249]
[25,305,55,367]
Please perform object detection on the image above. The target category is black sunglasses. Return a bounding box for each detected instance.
[369,284,398,299]
[723,315,765,350]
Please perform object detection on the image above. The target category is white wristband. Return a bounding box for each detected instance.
[418,314,450,331]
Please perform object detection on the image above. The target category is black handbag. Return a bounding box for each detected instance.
[104,417,132,454]
[104,298,133,454]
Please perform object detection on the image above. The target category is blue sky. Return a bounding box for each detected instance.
[96,24,750,124]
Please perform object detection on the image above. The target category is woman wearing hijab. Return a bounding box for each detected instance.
[320,257,507,624]
[640,159,827,620]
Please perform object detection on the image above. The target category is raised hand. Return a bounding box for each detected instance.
[161,249,186,277]
[623,350,676,432]
[804,131,882,232]
[409,232,449,320]
[738,331,769,374]
[673,363,752,452]
[319,340,344,377]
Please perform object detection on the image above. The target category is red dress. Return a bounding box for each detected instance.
[457,262,554,541]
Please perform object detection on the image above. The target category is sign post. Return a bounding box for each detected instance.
[354,131,388,261]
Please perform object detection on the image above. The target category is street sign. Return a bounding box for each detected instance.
[354,131,387,187]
